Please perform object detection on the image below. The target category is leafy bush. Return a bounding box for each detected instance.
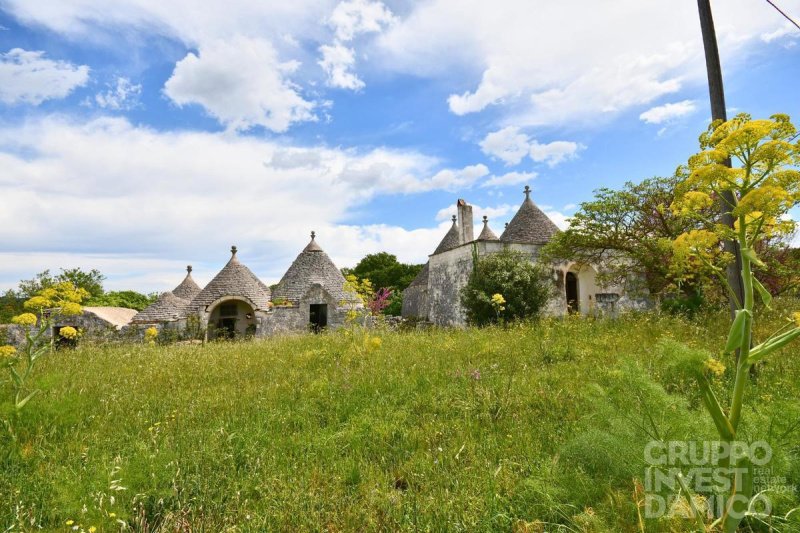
[460,248,551,326]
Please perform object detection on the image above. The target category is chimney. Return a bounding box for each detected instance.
[457,199,474,244]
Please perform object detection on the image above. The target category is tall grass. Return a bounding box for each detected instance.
[2,302,799,532]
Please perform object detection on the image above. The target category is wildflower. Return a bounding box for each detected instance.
[369,336,382,350]
[704,358,726,378]
[11,313,38,327]
[144,327,158,343]
[490,293,506,313]
[470,369,481,380]
[0,345,16,358]
[89,527,97,533]
[109,513,116,518]
[60,302,82,316]
[794,312,800,328]
[66,520,74,526]
[24,295,52,311]
[59,326,78,340]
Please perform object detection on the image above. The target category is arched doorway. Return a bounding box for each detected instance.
[207,298,257,339]
[565,272,579,314]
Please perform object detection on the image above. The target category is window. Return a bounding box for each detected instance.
[219,303,237,317]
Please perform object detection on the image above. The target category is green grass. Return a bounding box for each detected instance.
[2,302,800,532]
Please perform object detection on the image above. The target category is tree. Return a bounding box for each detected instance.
[345,252,424,316]
[18,268,105,300]
[460,249,551,326]
[541,175,714,298]
[347,252,423,293]
[86,290,157,311]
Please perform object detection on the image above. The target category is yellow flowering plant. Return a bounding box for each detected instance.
[670,113,800,531]
[4,281,87,412]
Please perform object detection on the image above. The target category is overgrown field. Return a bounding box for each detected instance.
[2,303,800,532]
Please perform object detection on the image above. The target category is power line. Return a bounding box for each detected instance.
[764,0,800,31]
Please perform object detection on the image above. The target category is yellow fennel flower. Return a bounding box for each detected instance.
[144,327,158,343]
[59,326,78,340]
[11,313,38,327]
[60,302,82,316]
[704,358,726,378]
[0,345,16,358]
[794,312,800,328]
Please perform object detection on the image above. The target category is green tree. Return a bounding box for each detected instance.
[18,268,105,300]
[0,290,24,324]
[460,249,551,326]
[348,252,423,292]
[86,290,157,311]
[541,175,704,297]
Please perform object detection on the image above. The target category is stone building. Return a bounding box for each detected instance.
[131,233,360,338]
[402,186,647,325]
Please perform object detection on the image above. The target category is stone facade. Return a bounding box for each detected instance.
[403,187,650,326]
[128,234,361,340]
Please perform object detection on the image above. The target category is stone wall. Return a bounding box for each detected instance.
[259,284,351,336]
[401,284,428,319]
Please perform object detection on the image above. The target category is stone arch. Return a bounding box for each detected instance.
[205,295,259,339]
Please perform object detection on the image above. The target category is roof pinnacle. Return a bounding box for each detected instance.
[451,215,457,224]
[483,215,489,224]
[186,265,192,274]
[524,185,531,200]
[311,230,316,240]
[231,245,237,256]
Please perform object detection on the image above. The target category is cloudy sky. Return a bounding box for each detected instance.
[1,1,799,293]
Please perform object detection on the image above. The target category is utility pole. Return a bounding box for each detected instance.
[697,0,746,323]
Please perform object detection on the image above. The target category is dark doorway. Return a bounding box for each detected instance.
[309,304,328,333]
[565,272,579,314]
[216,318,236,339]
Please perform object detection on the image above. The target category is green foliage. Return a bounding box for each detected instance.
[1,306,799,530]
[541,175,703,297]
[668,113,800,531]
[18,268,106,299]
[2,282,88,413]
[347,252,423,293]
[87,290,157,311]
[0,289,24,324]
[460,249,551,326]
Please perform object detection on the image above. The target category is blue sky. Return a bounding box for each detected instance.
[0,0,798,293]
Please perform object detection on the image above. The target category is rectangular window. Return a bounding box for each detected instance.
[219,303,237,317]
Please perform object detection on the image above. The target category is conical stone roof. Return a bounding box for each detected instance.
[172,266,201,300]
[477,216,499,241]
[130,291,192,324]
[190,246,271,311]
[407,261,429,288]
[500,186,559,244]
[432,215,461,255]
[272,232,358,304]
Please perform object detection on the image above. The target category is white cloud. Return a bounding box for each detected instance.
[480,126,583,168]
[377,1,793,126]
[328,0,393,42]
[0,48,89,105]
[639,99,697,124]
[319,42,364,90]
[481,171,536,188]
[164,36,316,132]
[479,126,530,165]
[94,76,142,110]
[317,0,393,91]
[529,140,583,167]
[761,23,799,43]
[0,115,498,290]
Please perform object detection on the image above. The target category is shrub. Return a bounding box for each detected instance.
[460,248,551,326]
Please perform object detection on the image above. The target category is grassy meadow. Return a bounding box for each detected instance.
[2,303,800,532]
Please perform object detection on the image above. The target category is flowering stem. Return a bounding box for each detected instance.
[728,216,753,432]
